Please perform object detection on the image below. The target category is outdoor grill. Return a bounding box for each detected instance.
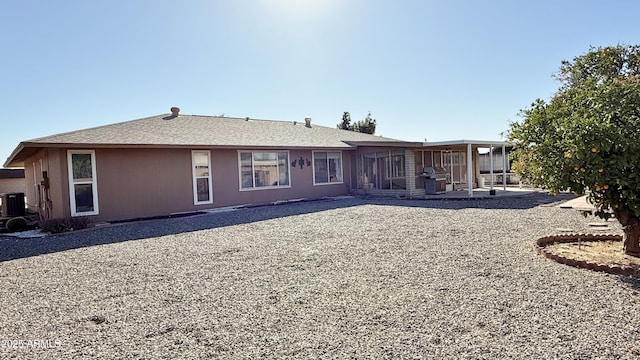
[420,167,448,194]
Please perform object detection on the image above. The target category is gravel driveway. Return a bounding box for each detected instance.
[1,193,639,359]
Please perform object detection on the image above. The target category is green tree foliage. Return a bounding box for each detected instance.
[337,111,352,130]
[337,111,377,135]
[508,44,640,255]
[353,112,377,134]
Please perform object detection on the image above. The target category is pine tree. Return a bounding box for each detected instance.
[337,111,352,130]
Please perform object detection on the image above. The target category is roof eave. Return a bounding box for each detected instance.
[3,141,361,167]
[344,140,421,148]
[423,139,510,147]
[3,143,27,168]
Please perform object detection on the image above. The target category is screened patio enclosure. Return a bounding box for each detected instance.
[354,150,407,190]
[413,149,469,191]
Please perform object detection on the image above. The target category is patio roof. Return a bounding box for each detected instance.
[423,139,509,147]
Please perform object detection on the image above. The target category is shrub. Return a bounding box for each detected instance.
[39,217,92,234]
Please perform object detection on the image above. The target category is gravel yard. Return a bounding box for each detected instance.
[1,193,639,359]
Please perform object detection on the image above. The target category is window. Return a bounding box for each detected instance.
[67,150,99,216]
[192,151,213,204]
[239,151,290,190]
[313,151,343,184]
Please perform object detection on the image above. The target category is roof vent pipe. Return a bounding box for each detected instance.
[305,117,312,128]
[170,107,180,117]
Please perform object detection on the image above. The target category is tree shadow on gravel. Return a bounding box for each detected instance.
[618,276,640,290]
[0,192,572,263]
[365,192,575,210]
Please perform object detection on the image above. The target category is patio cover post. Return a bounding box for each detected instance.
[489,144,494,190]
[467,143,473,197]
[502,144,507,191]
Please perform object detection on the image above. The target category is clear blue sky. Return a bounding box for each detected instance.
[2,0,639,165]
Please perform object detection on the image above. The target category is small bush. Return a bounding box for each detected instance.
[39,217,92,234]
[6,217,28,232]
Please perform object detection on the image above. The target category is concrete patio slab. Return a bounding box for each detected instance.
[556,195,595,211]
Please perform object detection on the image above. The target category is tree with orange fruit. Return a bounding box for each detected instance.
[508,44,640,256]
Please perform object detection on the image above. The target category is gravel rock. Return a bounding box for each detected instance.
[1,193,639,359]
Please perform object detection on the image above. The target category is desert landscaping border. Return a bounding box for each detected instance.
[535,233,640,278]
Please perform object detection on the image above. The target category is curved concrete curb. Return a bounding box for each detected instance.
[535,233,640,278]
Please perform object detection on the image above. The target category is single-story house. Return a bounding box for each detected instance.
[0,169,26,211]
[479,145,512,174]
[3,108,508,222]
[478,145,519,185]
[0,169,26,196]
[0,168,26,218]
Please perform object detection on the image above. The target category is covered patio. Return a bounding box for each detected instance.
[348,140,512,198]
[419,139,510,197]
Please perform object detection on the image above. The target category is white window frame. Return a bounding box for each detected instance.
[312,151,344,185]
[192,150,213,205]
[67,150,99,216]
[238,151,291,191]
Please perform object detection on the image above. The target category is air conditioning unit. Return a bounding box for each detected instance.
[1,193,25,217]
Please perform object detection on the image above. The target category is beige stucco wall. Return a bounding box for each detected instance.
[94,148,193,221]
[0,178,26,211]
[211,149,350,210]
[0,178,25,195]
[23,157,36,212]
[22,147,352,222]
[22,148,66,219]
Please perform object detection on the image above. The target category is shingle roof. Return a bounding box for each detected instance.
[5,113,416,167]
[0,168,24,179]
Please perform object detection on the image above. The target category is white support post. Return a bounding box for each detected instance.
[502,144,507,191]
[489,144,494,190]
[467,143,473,197]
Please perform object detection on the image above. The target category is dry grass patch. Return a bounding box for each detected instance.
[545,239,640,269]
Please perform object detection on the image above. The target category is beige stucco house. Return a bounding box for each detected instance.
[0,169,25,196]
[4,108,507,222]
